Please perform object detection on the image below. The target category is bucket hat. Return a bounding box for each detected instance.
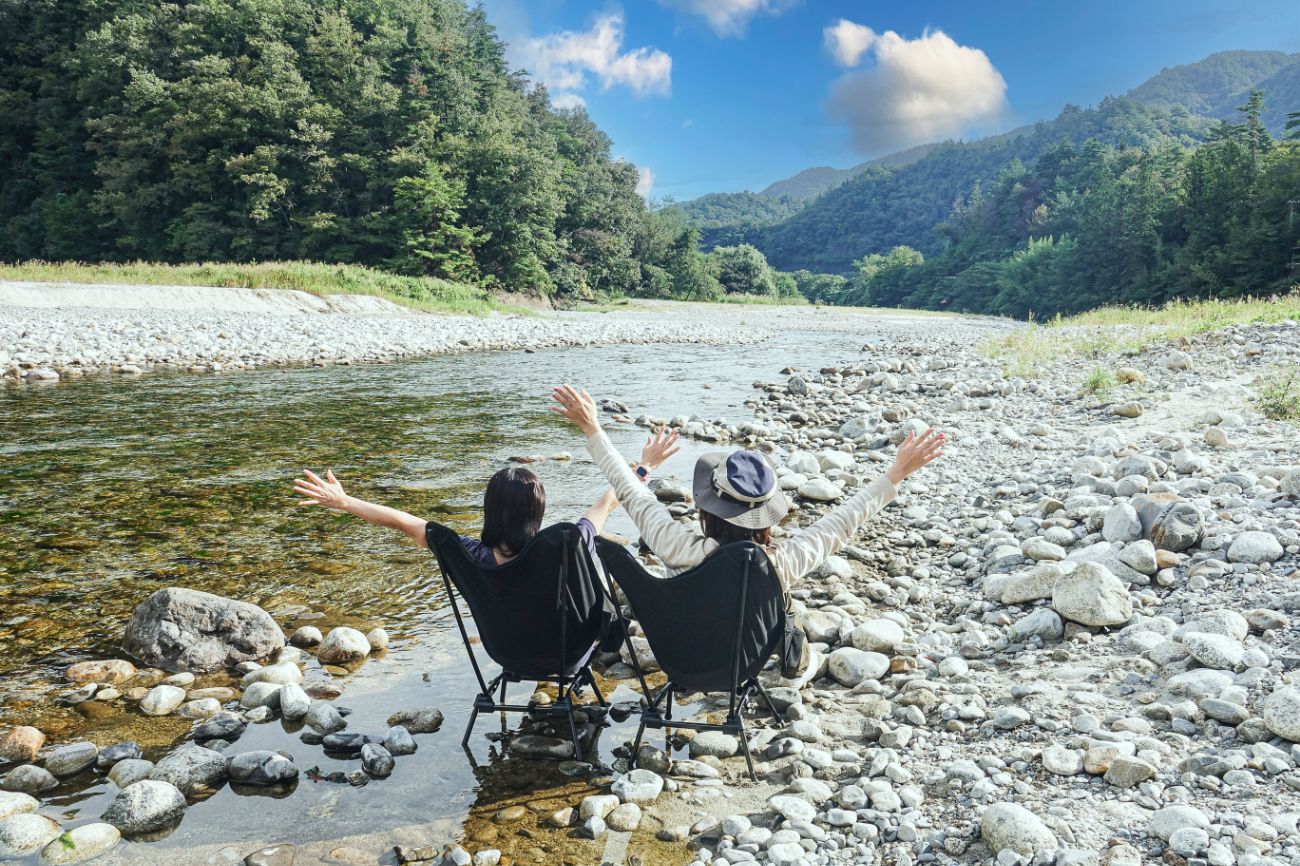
[692,450,790,530]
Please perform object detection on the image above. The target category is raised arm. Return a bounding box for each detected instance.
[775,427,945,580]
[293,469,429,549]
[551,385,709,571]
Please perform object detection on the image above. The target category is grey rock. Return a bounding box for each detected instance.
[123,587,284,673]
[1132,494,1203,552]
[611,769,663,803]
[96,742,143,770]
[1226,531,1284,564]
[39,821,120,864]
[386,707,443,734]
[1052,562,1132,627]
[0,813,61,858]
[277,684,310,721]
[360,743,394,779]
[0,792,37,822]
[148,745,228,797]
[980,802,1057,857]
[303,702,346,735]
[228,751,298,786]
[194,712,246,742]
[140,684,187,716]
[1009,608,1063,643]
[1263,686,1300,741]
[2,766,58,794]
[1149,804,1210,841]
[687,731,738,759]
[45,742,98,777]
[101,780,187,834]
[108,760,154,788]
[383,726,417,756]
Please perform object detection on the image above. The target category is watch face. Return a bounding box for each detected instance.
[636,467,648,478]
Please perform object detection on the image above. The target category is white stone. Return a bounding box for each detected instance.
[139,685,187,717]
[850,618,904,653]
[317,627,371,663]
[1262,686,1300,742]
[610,769,663,804]
[1181,632,1244,670]
[980,802,1057,857]
[1226,531,1283,564]
[39,822,120,864]
[1149,805,1211,841]
[0,813,62,858]
[826,648,889,687]
[1052,562,1132,627]
[767,794,816,823]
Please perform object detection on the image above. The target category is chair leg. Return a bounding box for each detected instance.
[586,669,608,707]
[462,706,480,748]
[754,681,783,724]
[566,705,583,761]
[737,718,757,782]
[629,718,647,769]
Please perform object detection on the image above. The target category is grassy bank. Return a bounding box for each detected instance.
[0,260,511,316]
[985,290,1300,377]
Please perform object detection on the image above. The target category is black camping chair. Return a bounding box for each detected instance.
[427,521,613,759]
[596,538,786,780]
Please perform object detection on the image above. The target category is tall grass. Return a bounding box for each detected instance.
[0,260,512,316]
[986,290,1300,376]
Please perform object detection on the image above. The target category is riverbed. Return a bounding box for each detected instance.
[1,319,927,864]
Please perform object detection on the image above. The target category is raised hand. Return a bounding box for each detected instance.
[641,427,681,470]
[885,428,945,486]
[294,469,350,510]
[550,384,601,437]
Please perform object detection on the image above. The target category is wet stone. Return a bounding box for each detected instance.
[0,727,45,764]
[385,708,443,734]
[148,745,229,797]
[2,766,58,794]
[494,805,528,824]
[229,751,298,787]
[101,780,187,835]
[0,813,62,858]
[97,742,143,770]
[0,792,38,821]
[45,742,98,777]
[322,733,379,756]
[39,821,120,865]
[382,726,416,756]
[194,712,247,742]
[65,660,136,685]
[304,703,346,735]
[508,735,573,759]
[108,759,154,788]
[244,845,296,866]
[360,744,394,779]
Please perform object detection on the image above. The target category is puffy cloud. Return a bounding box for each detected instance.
[636,165,655,199]
[516,12,671,106]
[550,92,587,110]
[659,0,799,37]
[823,19,877,67]
[825,27,1008,155]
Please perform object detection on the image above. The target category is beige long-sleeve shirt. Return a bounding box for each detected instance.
[586,428,896,583]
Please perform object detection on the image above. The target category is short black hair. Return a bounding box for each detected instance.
[480,467,545,556]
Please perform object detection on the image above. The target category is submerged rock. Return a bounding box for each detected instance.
[123,588,284,673]
[386,708,443,734]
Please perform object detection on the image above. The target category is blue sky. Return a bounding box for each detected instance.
[480,1,1299,202]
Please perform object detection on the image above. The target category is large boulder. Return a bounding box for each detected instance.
[980,802,1057,858]
[1052,562,1132,627]
[123,588,284,673]
[1131,494,1203,552]
[101,780,186,835]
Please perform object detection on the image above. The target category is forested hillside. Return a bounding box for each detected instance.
[0,0,711,301]
[755,98,1213,274]
[813,95,1300,318]
[676,50,1300,282]
[1127,50,1300,133]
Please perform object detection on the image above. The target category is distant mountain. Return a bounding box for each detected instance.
[674,49,1300,271]
[1125,50,1299,133]
[754,98,1213,274]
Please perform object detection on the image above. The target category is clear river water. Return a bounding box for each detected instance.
[0,323,873,864]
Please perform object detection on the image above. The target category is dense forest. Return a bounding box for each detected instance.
[800,95,1300,317]
[0,0,740,301]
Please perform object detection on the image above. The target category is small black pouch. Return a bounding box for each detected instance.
[780,621,808,680]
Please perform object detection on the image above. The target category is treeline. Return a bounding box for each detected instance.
[0,0,746,302]
[806,95,1300,317]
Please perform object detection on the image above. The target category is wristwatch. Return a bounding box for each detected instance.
[635,465,649,479]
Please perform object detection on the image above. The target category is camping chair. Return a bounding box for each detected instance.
[596,538,786,780]
[426,521,614,759]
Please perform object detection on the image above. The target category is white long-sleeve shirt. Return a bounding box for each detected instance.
[586,428,896,583]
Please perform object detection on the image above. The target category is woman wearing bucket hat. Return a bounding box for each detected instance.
[551,384,945,676]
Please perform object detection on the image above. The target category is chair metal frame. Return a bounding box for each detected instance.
[603,543,785,781]
[435,523,613,760]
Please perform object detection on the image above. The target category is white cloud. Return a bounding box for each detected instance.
[515,12,671,107]
[636,166,655,199]
[659,0,799,37]
[825,26,1008,156]
[550,92,587,110]
[823,19,877,67]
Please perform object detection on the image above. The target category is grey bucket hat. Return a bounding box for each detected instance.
[692,449,791,530]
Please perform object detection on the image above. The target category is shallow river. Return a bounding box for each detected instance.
[0,323,872,863]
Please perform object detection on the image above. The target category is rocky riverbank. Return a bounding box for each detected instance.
[1,306,1297,866]
[0,282,948,382]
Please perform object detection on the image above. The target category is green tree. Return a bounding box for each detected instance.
[712,244,778,296]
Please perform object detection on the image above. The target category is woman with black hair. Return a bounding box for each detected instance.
[292,429,681,565]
